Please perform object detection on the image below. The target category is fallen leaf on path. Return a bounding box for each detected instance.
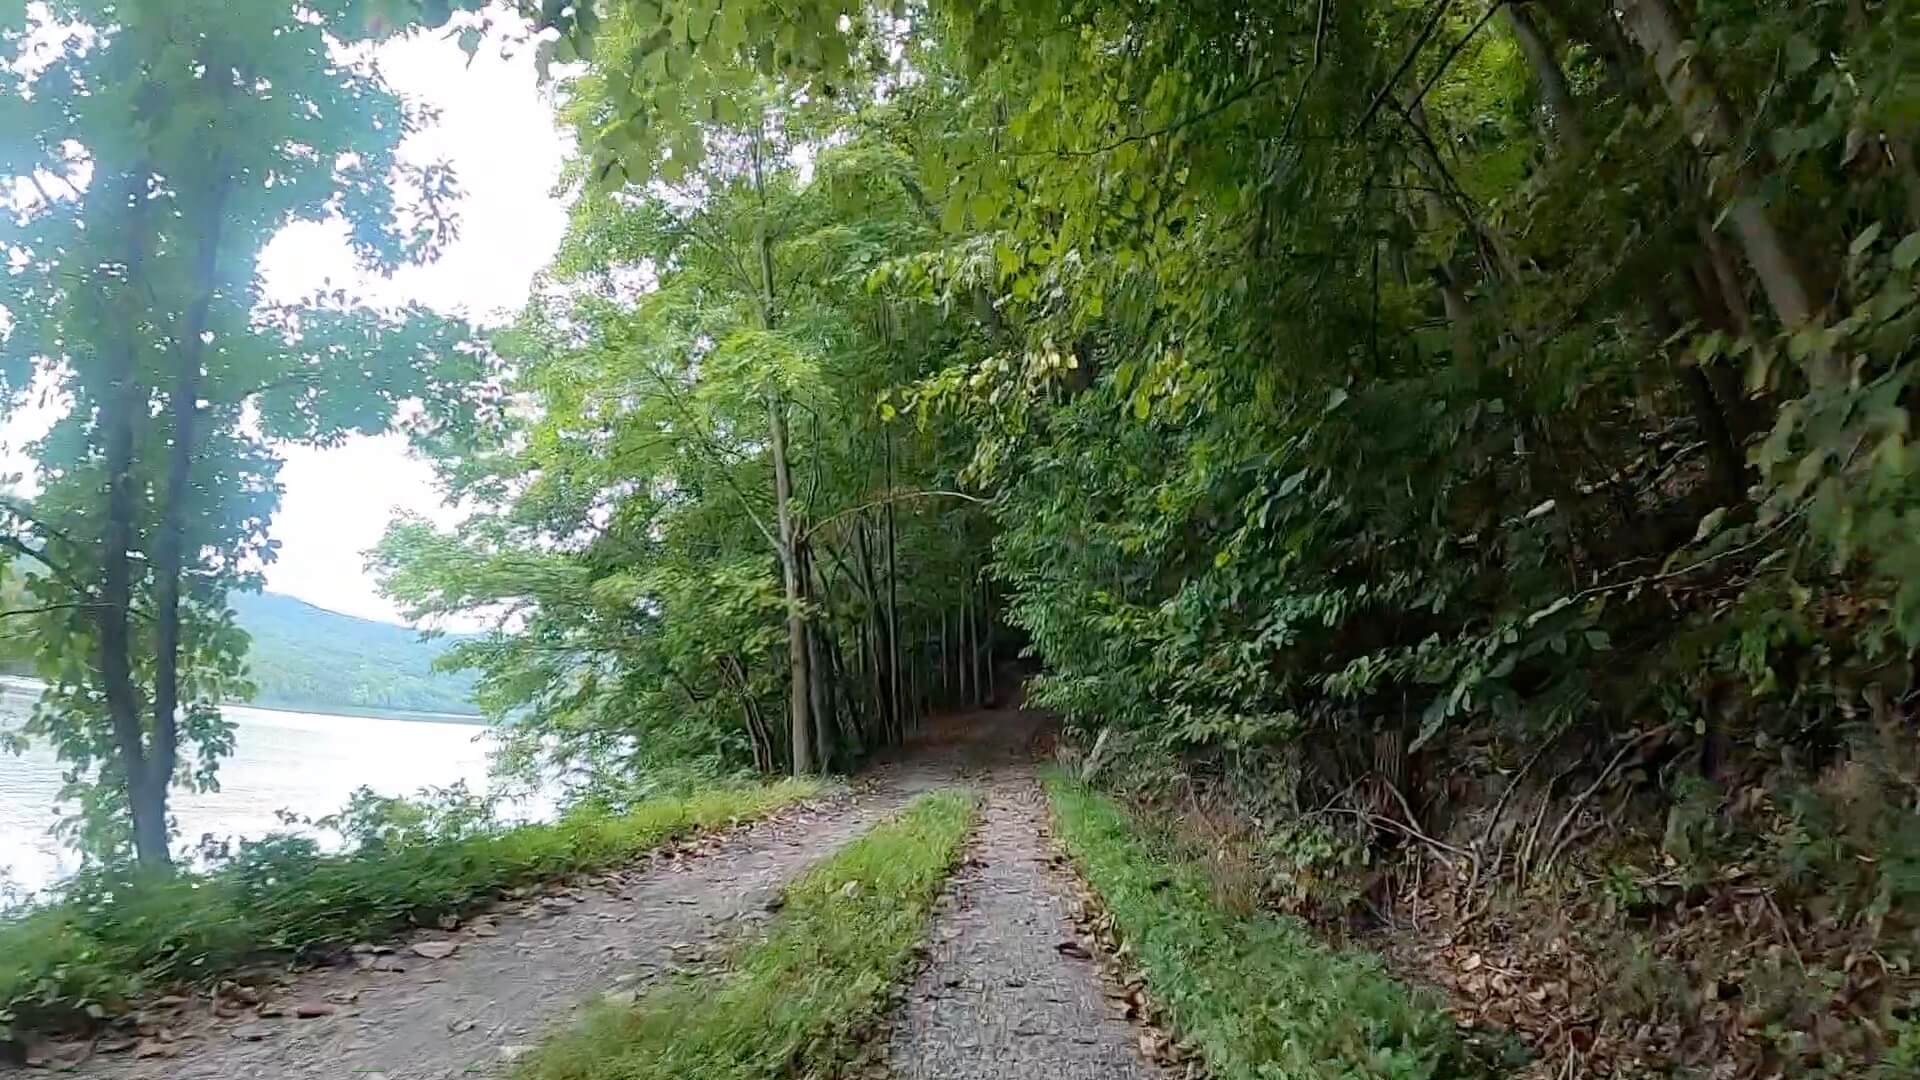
[1055,940,1093,960]
[93,1034,137,1055]
[132,1039,179,1060]
[410,940,458,960]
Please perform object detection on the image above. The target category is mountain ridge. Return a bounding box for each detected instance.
[230,590,481,717]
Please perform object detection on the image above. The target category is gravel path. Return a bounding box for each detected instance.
[26,787,914,1080]
[13,708,1167,1080]
[886,765,1163,1080]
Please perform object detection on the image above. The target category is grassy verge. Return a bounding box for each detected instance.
[0,779,820,1043]
[517,789,976,1080]
[1045,773,1492,1080]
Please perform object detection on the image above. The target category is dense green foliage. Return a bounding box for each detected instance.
[371,0,1920,1070]
[1047,774,1485,1080]
[229,593,478,717]
[0,779,818,1042]
[517,789,974,1080]
[373,30,1001,785]
[0,0,481,864]
[4,0,1917,1069]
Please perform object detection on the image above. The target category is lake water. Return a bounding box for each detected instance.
[0,676,503,896]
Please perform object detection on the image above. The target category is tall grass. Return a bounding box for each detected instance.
[0,780,819,1042]
[1045,773,1492,1080]
[518,789,976,1080]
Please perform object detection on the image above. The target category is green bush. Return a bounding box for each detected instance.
[518,789,976,1080]
[1045,774,1491,1080]
[0,780,819,1043]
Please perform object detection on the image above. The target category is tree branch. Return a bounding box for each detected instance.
[1407,2,1510,117]
[801,489,989,542]
[1356,0,1456,134]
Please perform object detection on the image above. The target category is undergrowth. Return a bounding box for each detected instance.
[1044,772,1497,1080]
[0,779,820,1043]
[515,789,976,1080]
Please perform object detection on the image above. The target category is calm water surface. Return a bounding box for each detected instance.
[0,676,502,895]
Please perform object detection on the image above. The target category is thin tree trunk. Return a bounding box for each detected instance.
[1696,216,1755,337]
[803,547,832,772]
[750,130,812,776]
[723,655,772,772]
[883,431,902,734]
[769,395,812,775]
[151,177,230,838]
[966,579,979,706]
[984,578,997,705]
[99,172,165,868]
[1504,2,1586,155]
[854,522,891,743]
[977,573,991,704]
[1619,0,1822,351]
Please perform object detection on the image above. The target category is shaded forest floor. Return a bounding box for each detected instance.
[7,709,1171,1080]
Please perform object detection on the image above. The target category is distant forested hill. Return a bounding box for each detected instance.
[229,592,479,717]
[0,587,479,717]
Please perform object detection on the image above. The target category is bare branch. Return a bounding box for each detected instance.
[802,489,989,542]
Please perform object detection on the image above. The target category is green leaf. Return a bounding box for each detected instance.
[1785,34,1819,75]
[1692,507,1728,544]
[1893,231,1920,271]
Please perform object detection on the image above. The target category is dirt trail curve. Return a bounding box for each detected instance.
[15,710,1163,1080]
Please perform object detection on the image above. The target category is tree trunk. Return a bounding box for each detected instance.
[723,655,772,773]
[854,522,891,744]
[1619,0,1823,354]
[959,584,973,707]
[1696,216,1755,337]
[151,178,230,840]
[984,579,997,705]
[803,548,832,771]
[883,431,902,734]
[768,392,813,775]
[975,572,990,699]
[750,130,812,776]
[1505,3,1586,155]
[99,172,165,868]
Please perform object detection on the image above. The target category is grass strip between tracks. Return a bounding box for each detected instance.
[518,788,977,1080]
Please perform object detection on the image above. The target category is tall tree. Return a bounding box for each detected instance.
[0,0,477,864]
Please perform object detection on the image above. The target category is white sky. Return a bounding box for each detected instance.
[2,20,573,625]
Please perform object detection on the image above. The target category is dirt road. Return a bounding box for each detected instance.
[16,711,1163,1080]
